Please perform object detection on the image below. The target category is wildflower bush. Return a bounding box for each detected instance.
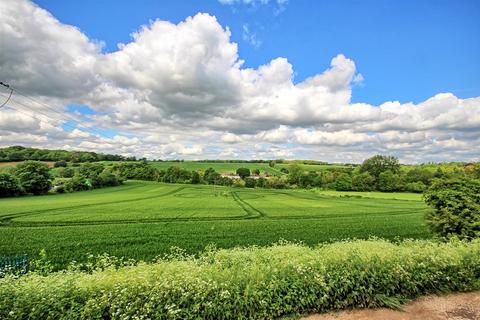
[1,239,479,319]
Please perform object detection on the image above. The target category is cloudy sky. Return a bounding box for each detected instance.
[0,0,479,163]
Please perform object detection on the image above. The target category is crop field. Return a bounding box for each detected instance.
[0,181,432,268]
[147,161,350,174]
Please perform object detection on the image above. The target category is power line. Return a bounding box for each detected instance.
[0,87,112,139]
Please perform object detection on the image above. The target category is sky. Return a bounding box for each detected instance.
[0,0,479,163]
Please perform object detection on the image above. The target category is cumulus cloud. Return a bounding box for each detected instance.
[0,0,479,162]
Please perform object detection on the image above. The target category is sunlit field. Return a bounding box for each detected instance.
[0,181,432,268]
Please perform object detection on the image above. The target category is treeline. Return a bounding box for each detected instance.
[115,155,479,193]
[0,161,123,197]
[0,146,134,162]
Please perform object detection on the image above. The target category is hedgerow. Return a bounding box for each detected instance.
[1,239,479,319]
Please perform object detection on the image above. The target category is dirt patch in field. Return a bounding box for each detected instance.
[302,291,480,320]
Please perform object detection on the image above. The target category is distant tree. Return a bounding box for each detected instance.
[191,171,201,184]
[287,163,303,185]
[423,179,480,240]
[14,161,52,195]
[236,167,251,179]
[56,167,75,178]
[352,172,375,191]
[405,181,426,193]
[334,173,353,191]
[377,171,403,192]
[269,160,275,168]
[360,155,400,179]
[0,173,23,197]
[256,177,267,188]
[53,160,67,168]
[244,177,256,188]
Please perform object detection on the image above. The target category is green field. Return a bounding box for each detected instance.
[147,161,350,174]
[0,181,432,268]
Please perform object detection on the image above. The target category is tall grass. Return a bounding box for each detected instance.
[1,239,479,319]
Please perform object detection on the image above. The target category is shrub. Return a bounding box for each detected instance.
[53,160,67,168]
[13,161,52,195]
[333,173,353,191]
[0,173,23,197]
[423,179,480,240]
[377,171,403,192]
[64,175,91,192]
[405,181,426,193]
[56,167,75,178]
[0,239,479,319]
[236,167,251,179]
[245,177,256,188]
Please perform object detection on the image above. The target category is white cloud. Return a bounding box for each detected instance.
[0,0,479,162]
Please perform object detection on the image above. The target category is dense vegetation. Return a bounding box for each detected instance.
[0,146,132,162]
[423,178,480,240]
[0,161,123,197]
[1,239,479,319]
[0,181,430,268]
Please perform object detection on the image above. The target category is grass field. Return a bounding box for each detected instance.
[147,161,351,174]
[0,181,432,268]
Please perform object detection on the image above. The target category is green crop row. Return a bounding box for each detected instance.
[1,239,479,319]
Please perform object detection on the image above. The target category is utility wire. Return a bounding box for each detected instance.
[0,87,112,139]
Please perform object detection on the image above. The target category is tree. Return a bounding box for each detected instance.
[333,173,353,191]
[269,160,275,168]
[377,171,403,192]
[352,172,375,191]
[236,167,251,179]
[287,163,303,185]
[0,173,23,197]
[13,161,52,195]
[53,160,67,168]
[423,179,480,240]
[191,171,201,184]
[360,155,400,179]
[244,177,256,188]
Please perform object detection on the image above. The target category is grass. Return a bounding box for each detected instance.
[0,181,432,268]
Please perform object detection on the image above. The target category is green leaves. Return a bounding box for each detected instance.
[1,239,479,319]
[424,179,480,240]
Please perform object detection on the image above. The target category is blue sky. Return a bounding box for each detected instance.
[35,0,480,105]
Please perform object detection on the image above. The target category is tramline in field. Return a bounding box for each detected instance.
[0,181,431,268]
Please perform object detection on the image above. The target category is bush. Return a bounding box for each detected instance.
[64,175,91,192]
[0,173,23,197]
[13,161,52,195]
[0,239,479,319]
[405,181,426,193]
[333,173,353,191]
[56,167,75,178]
[423,179,480,240]
[53,160,67,168]
[244,177,256,188]
[236,167,251,179]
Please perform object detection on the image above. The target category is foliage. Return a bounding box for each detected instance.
[0,145,129,162]
[13,161,52,195]
[405,181,426,193]
[236,167,251,179]
[1,239,479,319]
[352,172,375,191]
[191,171,201,184]
[378,171,404,192]
[333,173,353,191]
[0,173,23,197]
[360,155,400,178]
[53,160,67,168]
[244,177,256,188]
[423,179,480,240]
